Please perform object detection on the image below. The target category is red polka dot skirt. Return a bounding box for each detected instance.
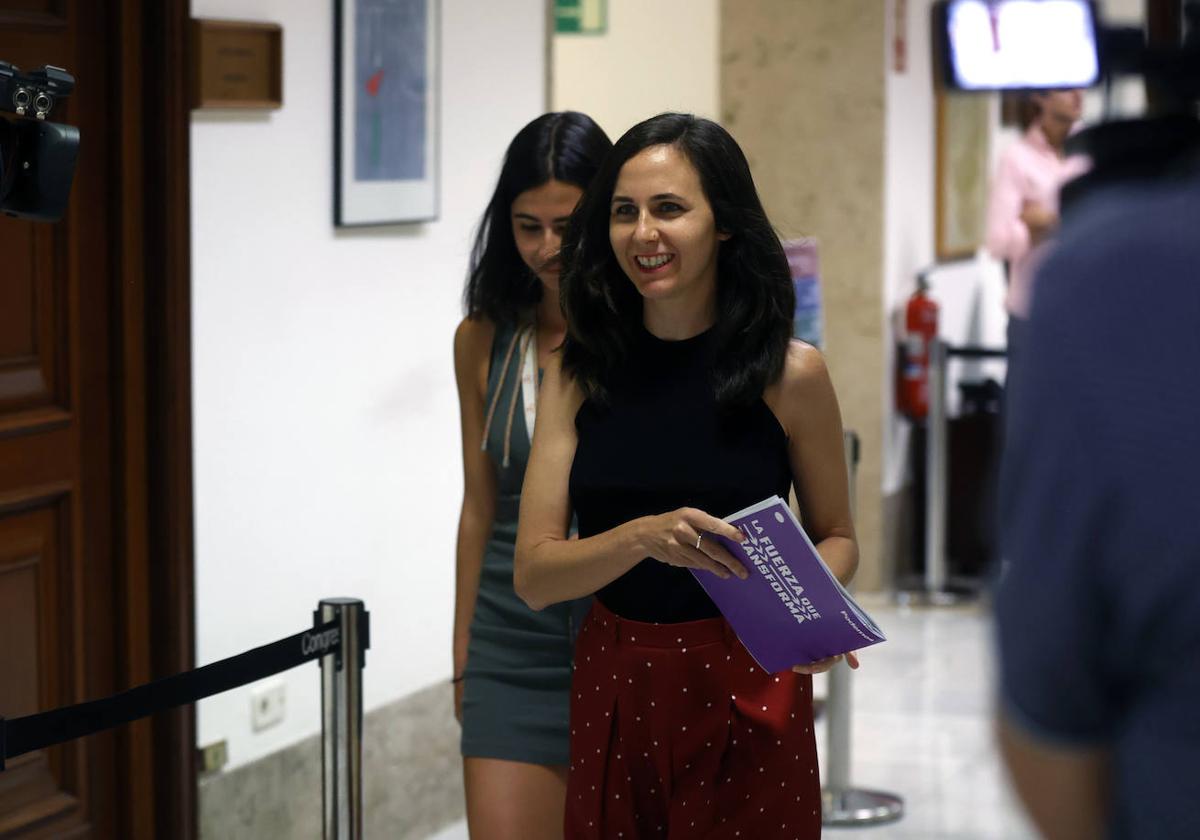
[565,599,821,839]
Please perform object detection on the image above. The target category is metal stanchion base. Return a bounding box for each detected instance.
[822,788,905,827]
[893,587,975,607]
[893,575,983,608]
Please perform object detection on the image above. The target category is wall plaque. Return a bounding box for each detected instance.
[191,19,282,109]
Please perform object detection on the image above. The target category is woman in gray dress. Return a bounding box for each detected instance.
[452,112,610,839]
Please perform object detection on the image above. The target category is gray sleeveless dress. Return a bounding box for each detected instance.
[460,320,584,766]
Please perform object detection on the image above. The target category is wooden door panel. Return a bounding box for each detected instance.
[0,222,65,417]
[1,1,195,836]
[0,431,75,491]
[0,228,35,358]
[0,552,40,720]
[0,0,72,427]
[0,490,73,721]
[0,491,87,836]
[0,2,67,26]
[1,1,106,837]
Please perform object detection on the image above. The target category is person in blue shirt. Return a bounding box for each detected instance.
[995,169,1200,840]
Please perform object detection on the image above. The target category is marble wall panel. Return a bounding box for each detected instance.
[721,0,888,589]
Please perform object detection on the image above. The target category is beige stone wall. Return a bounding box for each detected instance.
[721,1,888,589]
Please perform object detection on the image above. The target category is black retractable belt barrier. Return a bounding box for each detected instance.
[0,606,369,772]
[946,345,1007,360]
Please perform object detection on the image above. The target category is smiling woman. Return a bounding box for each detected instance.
[559,113,797,407]
[608,145,729,324]
[515,113,860,838]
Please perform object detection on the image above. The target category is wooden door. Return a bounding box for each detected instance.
[0,1,194,837]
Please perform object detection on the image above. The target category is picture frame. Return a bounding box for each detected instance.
[334,0,440,226]
[934,89,991,261]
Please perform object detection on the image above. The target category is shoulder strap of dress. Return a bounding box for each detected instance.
[480,322,524,454]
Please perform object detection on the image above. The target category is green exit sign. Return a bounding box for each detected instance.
[555,0,607,34]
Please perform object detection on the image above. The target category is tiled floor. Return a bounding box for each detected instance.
[430,599,1040,839]
[808,597,1038,839]
[427,819,470,840]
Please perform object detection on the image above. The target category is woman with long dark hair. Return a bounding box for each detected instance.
[453,111,611,839]
[515,113,859,837]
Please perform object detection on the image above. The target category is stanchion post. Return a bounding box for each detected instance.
[319,598,365,840]
[821,430,904,826]
[899,340,992,606]
[824,615,853,798]
[824,431,858,792]
[820,432,859,792]
[925,338,949,596]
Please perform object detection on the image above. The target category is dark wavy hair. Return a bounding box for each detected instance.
[560,113,795,407]
[464,112,612,325]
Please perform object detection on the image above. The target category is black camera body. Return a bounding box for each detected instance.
[0,61,79,222]
[0,61,74,120]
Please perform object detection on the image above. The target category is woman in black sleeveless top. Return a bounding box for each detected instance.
[515,114,860,839]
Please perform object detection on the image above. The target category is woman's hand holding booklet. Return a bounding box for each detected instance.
[689,495,886,673]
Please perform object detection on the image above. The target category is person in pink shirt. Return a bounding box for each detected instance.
[985,90,1090,336]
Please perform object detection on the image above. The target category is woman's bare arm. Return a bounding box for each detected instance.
[452,317,497,708]
[765,342,861,674]
[766,341,859,587]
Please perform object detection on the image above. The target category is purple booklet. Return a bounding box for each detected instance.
[690,495,885,673]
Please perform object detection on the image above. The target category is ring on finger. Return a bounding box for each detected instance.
[695,532,704,550]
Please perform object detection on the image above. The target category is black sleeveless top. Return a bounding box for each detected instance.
[569,324,793,623]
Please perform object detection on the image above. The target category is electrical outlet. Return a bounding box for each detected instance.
[198,739,228,775]
[251,680,286,732]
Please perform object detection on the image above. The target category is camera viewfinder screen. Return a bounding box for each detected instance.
[946,0,1100,90]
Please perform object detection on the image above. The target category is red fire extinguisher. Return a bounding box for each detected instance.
[898,274,939,420]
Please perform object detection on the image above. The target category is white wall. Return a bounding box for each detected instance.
[190,0,546,770]
[882,0,938,495]
[551,0,719,140]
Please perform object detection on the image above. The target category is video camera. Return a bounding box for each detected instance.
[2,61,74,119]
[0,60,80,222]
[932,0,1200,205]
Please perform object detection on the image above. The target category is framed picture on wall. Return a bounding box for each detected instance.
[934,89,991,260]
[334,0,440,226]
